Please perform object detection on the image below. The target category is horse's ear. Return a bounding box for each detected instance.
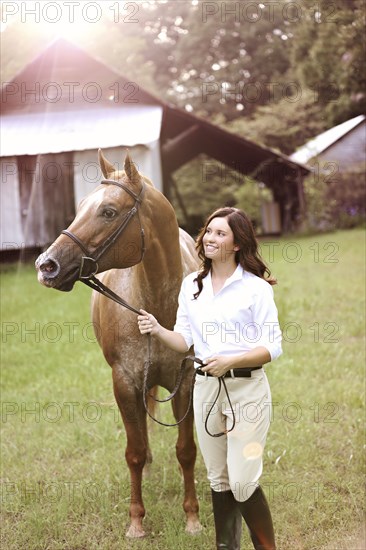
[124,151,140,185]
[98,148,115,178]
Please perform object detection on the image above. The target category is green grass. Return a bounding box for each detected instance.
[1,228,365,549]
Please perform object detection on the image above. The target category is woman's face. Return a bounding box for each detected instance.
[202,216,239,262]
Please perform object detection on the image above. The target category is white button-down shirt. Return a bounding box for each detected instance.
[174,264,282,363]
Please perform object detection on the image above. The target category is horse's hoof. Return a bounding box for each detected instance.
[126,524,146,538]
[185,519,203,535]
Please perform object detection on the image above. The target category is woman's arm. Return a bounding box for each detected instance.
[137,310,189,353]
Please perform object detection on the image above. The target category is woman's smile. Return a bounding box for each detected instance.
[205,244,218,253]
[202,217,238,262]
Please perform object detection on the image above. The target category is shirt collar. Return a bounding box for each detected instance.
[206,263,244,292]
[226,263,244,285]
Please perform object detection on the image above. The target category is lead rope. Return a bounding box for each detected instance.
[193,357,236,437]
[81,276,141,315]
[142,337,196,427]
[80,276,196,426]
[82,277,234,434]
[204,377,236,437]
[143,348,236,434]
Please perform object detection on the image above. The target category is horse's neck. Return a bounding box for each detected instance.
[129,187,184,320]
[135,227,183,315]
[139,240,182,290]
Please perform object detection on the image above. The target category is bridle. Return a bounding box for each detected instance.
[61,178,145,315]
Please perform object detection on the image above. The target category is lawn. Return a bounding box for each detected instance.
[1,228,365,550]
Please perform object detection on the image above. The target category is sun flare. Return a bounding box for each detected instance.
[1,1,129,40]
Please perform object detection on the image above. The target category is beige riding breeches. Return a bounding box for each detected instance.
[193,368,272,502]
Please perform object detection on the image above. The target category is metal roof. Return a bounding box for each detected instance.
[290,114,365,164]
[0,105,163,157]
[162,106,310,181]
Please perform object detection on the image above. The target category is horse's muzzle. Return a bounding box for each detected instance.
[35,254,61,285]
[35,250,81,291]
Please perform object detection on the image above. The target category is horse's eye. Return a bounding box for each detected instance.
[103,209,116,219]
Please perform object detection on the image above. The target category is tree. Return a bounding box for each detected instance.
[303,161,366,230]
[292,0,366,125]
[225,89,329,155]
[163,0,295,119]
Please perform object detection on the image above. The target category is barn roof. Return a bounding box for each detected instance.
[1,105,163,156]
[1,37,160,111]
[161,107,309,182]
[1,37,309,186]
[290,114,365,164]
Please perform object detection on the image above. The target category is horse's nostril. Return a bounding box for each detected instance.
[39,259,60,277]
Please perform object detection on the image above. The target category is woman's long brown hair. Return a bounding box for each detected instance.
[193,207,276,299]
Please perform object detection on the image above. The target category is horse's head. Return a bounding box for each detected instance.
[35,150,147,291]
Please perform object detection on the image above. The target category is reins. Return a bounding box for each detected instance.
[62,177,236,434]
[61,177,197,428]
[143,342,197,428]
[143,350,236,434]
[202,376,236,437]
[81,275,141,315]
[189,357,236,437]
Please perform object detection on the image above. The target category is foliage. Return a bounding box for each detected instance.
[303,162,366,231]
[234,178,272,231]
[225,89,329,155]
[2,0,364,127]
[291,0,366,125]
[171,156,272,235]
[171,155,239,234]
[1,229,365,549]
[168,0,294,119]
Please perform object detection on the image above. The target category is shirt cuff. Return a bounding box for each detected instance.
[264,343,283,362]
[173,328,193,350]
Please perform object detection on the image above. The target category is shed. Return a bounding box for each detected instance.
[290,115,365,171]
[1,38,309,253]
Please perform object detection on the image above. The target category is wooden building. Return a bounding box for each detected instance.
[290,115,365,171]
[0,38,309,253]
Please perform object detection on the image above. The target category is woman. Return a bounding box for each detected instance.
[138,207,282,550]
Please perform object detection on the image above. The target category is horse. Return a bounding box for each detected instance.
[35,150,201,538]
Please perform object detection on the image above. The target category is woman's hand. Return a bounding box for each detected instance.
[200,355,233,377]
[137,309,160,336]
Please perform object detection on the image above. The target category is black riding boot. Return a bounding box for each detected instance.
[236,486,276,550]
[211,489,242,550]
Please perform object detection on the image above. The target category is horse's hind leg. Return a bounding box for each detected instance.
[172,382,202,535]
[113,371,148,538]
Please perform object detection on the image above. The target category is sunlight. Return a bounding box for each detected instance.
[1,1,132,40]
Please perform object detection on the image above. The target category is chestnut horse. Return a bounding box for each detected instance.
[35,150,201,538]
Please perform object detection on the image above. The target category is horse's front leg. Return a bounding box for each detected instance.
[172,378,202,535]
[113,370,148,538]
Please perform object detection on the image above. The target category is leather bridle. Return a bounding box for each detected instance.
[61,178,145,315]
